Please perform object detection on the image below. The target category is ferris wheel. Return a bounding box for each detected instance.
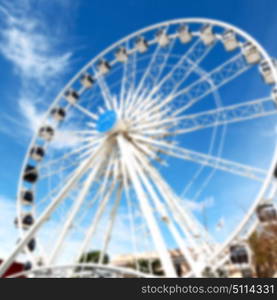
[1,18,277,278]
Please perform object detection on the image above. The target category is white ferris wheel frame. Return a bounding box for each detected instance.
[1,17,277,277]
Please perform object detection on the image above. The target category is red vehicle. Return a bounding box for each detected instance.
[0,260,25,278]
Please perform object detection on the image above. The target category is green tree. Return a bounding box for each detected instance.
[127,258,164,276]
[79,250,109,264]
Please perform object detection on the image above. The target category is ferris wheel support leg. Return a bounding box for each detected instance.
[150,167,215,255]
[117,135,177,277]
[47,150,109,265]
[75,177,118,263]
[130,149,202,276]
[98,182,123,264]
[131,141,216,268]
[130,143,210,275]
[153,165,217,256]
[0,142,107,277]
[121,161,141,271]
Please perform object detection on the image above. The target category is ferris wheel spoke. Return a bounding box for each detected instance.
[171,96,277,134]
[120,162,141,271]
[75,176,118,264]
[152,38,214,99]
[94,69,114,111]
[130,142,215,256]
[131,133,177,151]
[70,161,120,254]
[149,168,215,256]
[39,148,96,180]
[131,105,173,131]
[166,144,266,181]
[35,171,78,211]
[119,43,137,117]
[117,135,177,277]
[131,121,176,138]
[47,148,115,265]
[126,27,175,115]
[130,38,215,119]
[131,27,170,96]
[74,157,120,264]
[74,179,111,234]
[127,143,201,275]
[131,96,277,135]
[38,141,98,172]
[98,181,123,264]
[172,53,251,116]
[134,36,176,103]
[71,102,98,121]
[131,133,267,181]
[143,53,251,120]
[69,129,99,136]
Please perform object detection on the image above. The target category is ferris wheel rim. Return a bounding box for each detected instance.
[11,17,277,277]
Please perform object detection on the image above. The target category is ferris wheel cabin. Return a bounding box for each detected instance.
[23,165,38,184]
[20,190,34,205]
[256,203,277,223]
[229,244,250,265]
[115,47,128,63]
[64,89,79,104]
[222,30,238,52]
[259,59,277,85]
[156,29,170,47]
[30,146,45,162]
[178,25,192,44]
[200,25,215,46]
[135,36,149,53]
[14,213,34,230]
[97,59,111,75]
[23,261,32,271]
[38,126,54,141]
[242,42,261,64]
[80,73,95,88]
[51,107,66,122]
[27,238,36,252]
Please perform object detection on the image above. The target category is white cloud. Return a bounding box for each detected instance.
[52,130,83,150]
[18,98,83,149]
[19,98,44,132]
[0,21,71,82]
[0,1,72,83]
[0,1,86,151]
[0,1,73,139]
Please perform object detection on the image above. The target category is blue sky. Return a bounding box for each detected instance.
[1,0,277,261]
